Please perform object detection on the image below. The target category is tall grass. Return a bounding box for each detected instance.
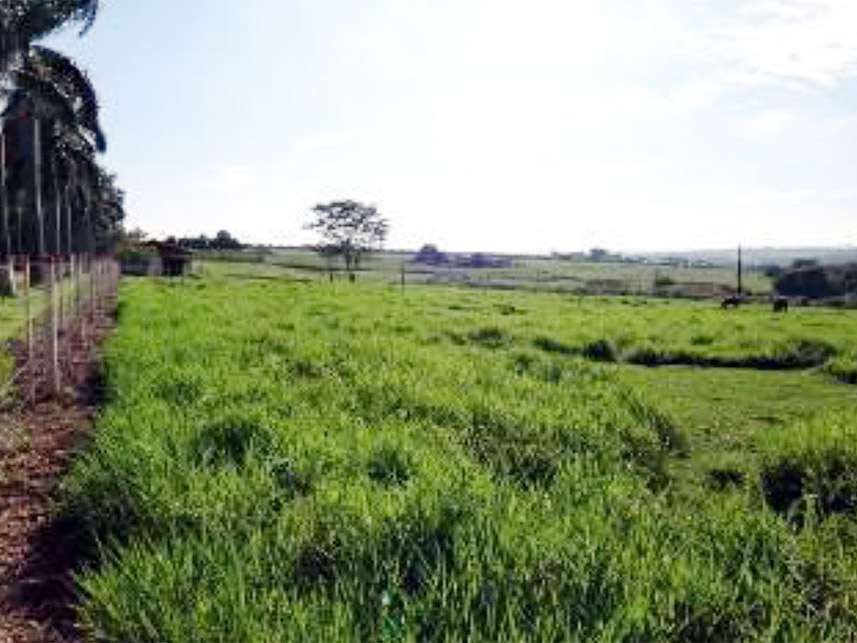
[63,273,857,640]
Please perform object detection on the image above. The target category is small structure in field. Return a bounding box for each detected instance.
[157,240,193,277]
[123,240,193,277]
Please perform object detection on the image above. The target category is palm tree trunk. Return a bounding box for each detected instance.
[51,160,65,330]
[52,157,61,255]
[64,182,72,258]
[33,117,45,255]
[16,203,22,254]
[0,128,14,295]
[64,181,73,318]
[0,128,9,256]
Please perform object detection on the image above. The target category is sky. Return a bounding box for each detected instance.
[43,0,857,253]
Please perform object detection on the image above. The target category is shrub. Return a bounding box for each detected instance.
[771,338,836,368]
[823,354,857,384]
[367,445,413,487]
[775,263,857,298]
[467,327,509,348]
[532,336,576,355]
[759,413,857,519]
[582,338,618,362]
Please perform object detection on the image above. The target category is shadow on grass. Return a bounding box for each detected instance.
[532,334,837,372]
[1,514,94,641]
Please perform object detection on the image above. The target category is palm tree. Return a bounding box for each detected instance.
[0,120,13,294]
[1,0,102,292]
[2,44,106,256]
[2,0,100,76]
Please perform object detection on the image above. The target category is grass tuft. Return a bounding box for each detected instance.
[759,413,857,519]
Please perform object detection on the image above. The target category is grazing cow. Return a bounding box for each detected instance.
[772,297,789,312]
[721,296,742,309]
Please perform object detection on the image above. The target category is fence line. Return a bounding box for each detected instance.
[0,253,119,405]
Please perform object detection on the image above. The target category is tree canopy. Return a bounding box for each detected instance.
[178,230,243,251]
[1,0,123,258]
[305,200,388,279]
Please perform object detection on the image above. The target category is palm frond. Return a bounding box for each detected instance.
[6,66,77,125]
[30,45,105,151]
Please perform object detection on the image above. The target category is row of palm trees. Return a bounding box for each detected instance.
[1,0,124,293]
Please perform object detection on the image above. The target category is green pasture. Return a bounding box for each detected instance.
[63,266,857,641]
[202,248,772,296]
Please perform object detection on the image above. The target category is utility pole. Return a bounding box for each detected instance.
[737,245,743,296]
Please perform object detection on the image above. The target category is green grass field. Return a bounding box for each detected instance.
[201,248,772,297]
[63,264,857,641]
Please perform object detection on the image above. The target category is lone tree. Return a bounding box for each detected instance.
[305,200,388,280]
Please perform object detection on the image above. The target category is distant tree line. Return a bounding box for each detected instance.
[776,262,857,299]
[413,244,512,268]
[176,230,243,251]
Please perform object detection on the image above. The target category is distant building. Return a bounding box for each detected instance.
[157,240,193,276]
[121,240,193,277]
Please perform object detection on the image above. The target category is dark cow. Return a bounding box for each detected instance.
[721,296,742,309]
[772,297,789,312]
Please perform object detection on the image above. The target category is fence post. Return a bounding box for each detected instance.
[50,255,60,397]
[24,256,35,403]
[112,257,119,301]
[89,254,95,329]
[5,255,15,297]
[58,253,65,332]
[24,255,32,362]
[74,253,80,319]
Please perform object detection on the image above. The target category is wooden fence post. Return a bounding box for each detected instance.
[24,256,34,404]
[5,255,15,297]
[76,256,81,313]
[50,256,60,397]
[24,255,32,362]
[89,255,95,327]
[58,254,65,332]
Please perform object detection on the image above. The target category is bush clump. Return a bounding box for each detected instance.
[368,445,413,487]
[770,338,837,369]
[532,336,576,355]
[582,338,618,362]
[467,326,509,348]
[759,413,857,519]
[823,354,857,384]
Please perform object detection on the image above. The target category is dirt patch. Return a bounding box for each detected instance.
[0,307,114,643]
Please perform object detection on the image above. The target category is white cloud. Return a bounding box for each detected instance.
[736,108,800,136]
[665,81,727,111]
[716,0,857,88]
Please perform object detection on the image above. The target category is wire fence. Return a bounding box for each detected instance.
[0,253,118,406]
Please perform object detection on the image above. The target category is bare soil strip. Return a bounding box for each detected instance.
[0,311,113,643]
